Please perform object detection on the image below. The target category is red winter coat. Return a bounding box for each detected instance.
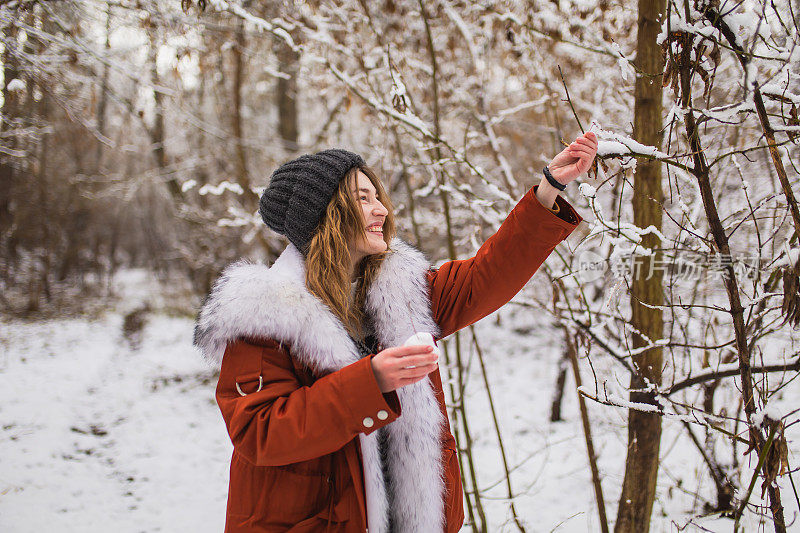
[193,184,583,532]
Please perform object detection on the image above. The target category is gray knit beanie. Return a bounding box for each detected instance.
[259,148,366,256]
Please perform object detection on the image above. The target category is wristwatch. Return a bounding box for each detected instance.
[543,166,566,191]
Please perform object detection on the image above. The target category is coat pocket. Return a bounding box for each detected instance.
[228,453,334,527]
[270,465,333,524]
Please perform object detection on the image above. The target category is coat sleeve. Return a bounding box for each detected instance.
[428,184,584,339]
[215,337,402,466]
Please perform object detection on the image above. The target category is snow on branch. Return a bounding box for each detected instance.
[197,181,244,196]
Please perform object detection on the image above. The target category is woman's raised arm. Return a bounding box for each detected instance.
[428,131,597,339]
[427,183,584,340]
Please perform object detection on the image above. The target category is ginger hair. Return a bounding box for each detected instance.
[305,166,396,341]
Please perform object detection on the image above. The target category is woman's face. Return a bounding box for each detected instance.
[350,170,389,262]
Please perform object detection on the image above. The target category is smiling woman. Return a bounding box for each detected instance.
[303,163,396,344]
[349,170,390,272]
[193,145,590,532]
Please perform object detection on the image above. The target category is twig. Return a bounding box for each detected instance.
[564,329,610,533]
[666,358,800,395]
[470,327,527,533]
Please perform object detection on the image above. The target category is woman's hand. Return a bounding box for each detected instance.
[535,131,598,209]
[547,131,598,186]
[370,344,439,393]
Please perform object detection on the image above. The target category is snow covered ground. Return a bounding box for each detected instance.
[1,268,797,532]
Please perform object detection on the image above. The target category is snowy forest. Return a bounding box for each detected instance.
[1,0,799,531]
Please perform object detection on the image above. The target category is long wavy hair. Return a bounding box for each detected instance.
[305,165,396,341]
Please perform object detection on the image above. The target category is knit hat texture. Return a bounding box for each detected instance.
[259,148,366,256]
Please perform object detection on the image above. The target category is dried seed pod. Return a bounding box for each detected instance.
[759,418,789,499]
[392,93,407,114]
[781,259,800,327]
[787,104,799,143]
[710,42,721,67]
[663,57,674,88]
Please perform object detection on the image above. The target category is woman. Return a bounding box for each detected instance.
[194,135,596,533]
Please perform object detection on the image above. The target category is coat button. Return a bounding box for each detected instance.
[377,410,388,420]
[363,417,374,428]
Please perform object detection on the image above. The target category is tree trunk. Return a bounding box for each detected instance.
[614,1,666,532]
[275,37,299,154]
[231,19,257,212]
[36,90,52,302]
[549,350,569,422]
[95,2,112,168]
[147,30,182,201]
[0,22,20,272]
[195,27,211,210]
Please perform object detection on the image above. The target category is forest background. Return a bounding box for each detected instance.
[2,1,800,532]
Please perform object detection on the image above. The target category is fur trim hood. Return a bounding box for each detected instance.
[193,237,446,533]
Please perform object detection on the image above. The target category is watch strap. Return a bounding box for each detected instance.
[543,166,566,191]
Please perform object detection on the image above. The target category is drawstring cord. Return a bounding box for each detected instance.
[324,473,335,532]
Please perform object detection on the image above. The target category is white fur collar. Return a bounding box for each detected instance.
[193,237,446,533]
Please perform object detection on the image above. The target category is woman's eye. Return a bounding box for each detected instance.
[360,195,368,201]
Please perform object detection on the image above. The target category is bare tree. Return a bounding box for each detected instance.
[614,1,666,531]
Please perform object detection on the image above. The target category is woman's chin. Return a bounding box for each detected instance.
[368,234,387,251]
[370,243,387,254]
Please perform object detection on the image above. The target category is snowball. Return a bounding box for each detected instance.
[403,332,440,362]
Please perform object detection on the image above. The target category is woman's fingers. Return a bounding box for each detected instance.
[569,144,592,154]
[573,133,598,150]
[384,344,434,357]
[545,132,598,183]
[374,343,440,390]
[568,138,597,173]
[572,136,597,150]
[568,147,592,160]
[398,372,436,387]
[397,378,426,387]
[385,362,437,390]
[397,352,438,368]
[399,364,438,380]
[562,133,598,158]
[569,138,597,161]
[397,352,438,378]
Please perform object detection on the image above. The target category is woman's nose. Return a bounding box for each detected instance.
[374,200,388,216]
